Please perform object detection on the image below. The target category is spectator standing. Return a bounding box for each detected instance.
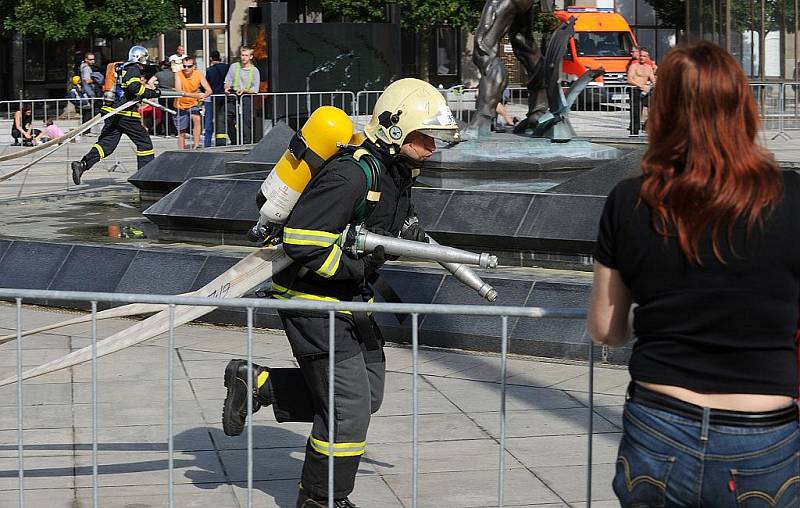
[640,47,658,74]
[146,60,176,135]
[148,60,175,90]
[626,48,656,130]
[223,46,260,145]
[174,56,211,149]
[169,45,186,73]
[67,75,94,126]
[80,52,99,98]
[589,42,800,507]
[204,50,229,147]
[626,46,640,71]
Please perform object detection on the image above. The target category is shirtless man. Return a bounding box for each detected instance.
[627,48,656,129]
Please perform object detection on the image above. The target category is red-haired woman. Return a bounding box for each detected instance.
[589,41,800,507]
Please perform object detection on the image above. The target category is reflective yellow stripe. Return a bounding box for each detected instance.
[101,105,141,119]
[135,86,145,96]
[136,149,155,156]
[93,144,105,159]
[256,370,269,388]
[271,282,351,315]
[283,228,340,248]
[124,77,141,87]
[215,133,229,139]
[316,245,342,278]
[309,436,365,457]
[271,283,340,302]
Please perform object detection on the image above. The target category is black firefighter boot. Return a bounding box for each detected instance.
[297,490,359,508]
[71,160,87,185]
[222,359,272,436]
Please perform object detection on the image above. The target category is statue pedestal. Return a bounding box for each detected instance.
[420,134,621,192]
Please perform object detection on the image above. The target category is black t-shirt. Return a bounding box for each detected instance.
[595,172,800,396]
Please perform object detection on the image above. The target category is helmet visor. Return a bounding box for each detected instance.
[417,127,461,143]
[418,103,461,142]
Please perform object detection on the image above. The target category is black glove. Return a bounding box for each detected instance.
[363,245,386,281]
[400,216,429,243]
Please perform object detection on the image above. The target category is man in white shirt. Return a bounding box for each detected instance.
[169,45,186,73]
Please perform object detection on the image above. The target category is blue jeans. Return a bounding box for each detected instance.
[614,399,800,507]
[203,98,213,147]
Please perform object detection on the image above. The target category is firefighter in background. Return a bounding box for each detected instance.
[221,79,460,508]
[70,45,161,185]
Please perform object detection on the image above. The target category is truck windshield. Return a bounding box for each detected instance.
[574,32,635,57]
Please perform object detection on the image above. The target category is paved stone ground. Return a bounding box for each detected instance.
[0,303,628,507]
[1,117,798,202]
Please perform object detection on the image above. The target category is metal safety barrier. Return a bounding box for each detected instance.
[0,287,598,508]
[0,98,107,143]
[145,91,356,148]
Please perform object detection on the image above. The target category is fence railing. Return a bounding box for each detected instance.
[0,287,595,508]
[3,82,799,146]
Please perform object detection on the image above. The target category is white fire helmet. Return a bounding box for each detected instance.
[364,78,461,151]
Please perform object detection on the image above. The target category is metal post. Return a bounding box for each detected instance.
[328,310,335,508]
[91,301,99,507]
[498,316,508,508]
[16,298,24,508]
[411,313,419,508]
[246,307,254,508]
[629,87,641,136]
[587,340,595,507]
[168,304,175,507]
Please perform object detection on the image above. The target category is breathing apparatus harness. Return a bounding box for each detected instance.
[252,130,383,246]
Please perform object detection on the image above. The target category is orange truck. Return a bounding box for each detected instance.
[553,6,637,87]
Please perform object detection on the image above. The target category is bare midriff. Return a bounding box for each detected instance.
[638,381,795,412]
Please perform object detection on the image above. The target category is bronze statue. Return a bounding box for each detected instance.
[469,0,603,141]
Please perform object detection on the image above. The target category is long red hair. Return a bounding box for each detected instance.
[640,41,781,264]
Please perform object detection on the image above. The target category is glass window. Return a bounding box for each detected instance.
[24,38,45,81]
[209,28,228,62]
[655,29,676,62]
[634,28,656,56]
[140,37,161,64]
[164,30,182,59]
[183,0,203,24]
[436,27,457,76]
[616,0,635,23]
[187,29,206,71]
[636,0,656,24]
[46,40,68,81]
[575,32,635,56]
[112,39,130,62]
[208,0,226,24]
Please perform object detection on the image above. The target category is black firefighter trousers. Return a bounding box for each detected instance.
[261,312,385,500]
[80,114,154,171]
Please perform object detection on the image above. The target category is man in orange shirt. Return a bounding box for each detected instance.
[174,57,211,149]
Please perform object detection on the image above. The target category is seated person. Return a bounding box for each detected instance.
[11,105,40,146]
[34,120,64,145]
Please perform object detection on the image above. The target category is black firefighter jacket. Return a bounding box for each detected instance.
[271,147,416,305]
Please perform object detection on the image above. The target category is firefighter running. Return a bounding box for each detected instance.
[221,78,460,508]
[70,46,161,184]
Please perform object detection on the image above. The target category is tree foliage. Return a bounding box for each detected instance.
[3,0,184,41]
[645,0,685,30]
[322,0,484,32]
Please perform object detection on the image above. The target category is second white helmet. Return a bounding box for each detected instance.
[128,45,149,65]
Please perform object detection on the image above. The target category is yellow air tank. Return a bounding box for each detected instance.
[257,106,354,225]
